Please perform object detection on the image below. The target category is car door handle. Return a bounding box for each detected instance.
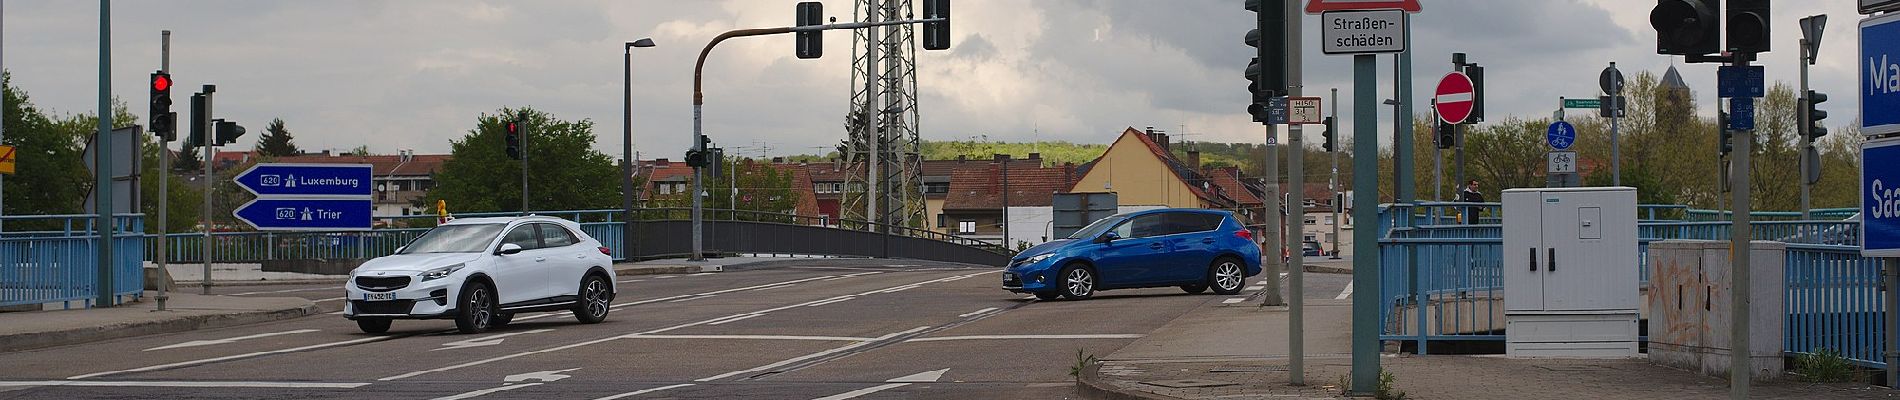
[1149,242,1165,250]
[1201,238,1216,244]
[534,257,547,262]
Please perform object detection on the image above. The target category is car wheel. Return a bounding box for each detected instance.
[1059,265,1095,300]
[1180,284,1208,294]
[356,318,391,334]
[573,274,612,324]
[491,313,514,328]
[1033,292,1062,301]
[454,281,496,334]
[1209,258,1246,295]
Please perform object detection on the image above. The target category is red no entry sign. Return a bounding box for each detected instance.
[1435,72,1476,125]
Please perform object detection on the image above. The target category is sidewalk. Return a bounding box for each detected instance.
[0,291,317,353]
[1078,297,1895,399]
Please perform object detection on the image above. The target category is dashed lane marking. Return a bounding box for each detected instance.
[1336,281,1354,300]
[957,307,998,317]
[594,383,695,400]
[904,334,1142,342]
[1222,298,1247,304]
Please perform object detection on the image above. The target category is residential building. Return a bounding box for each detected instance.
[1066,127,1245,212]
[940,154,1071,247]
[270,151,449,216]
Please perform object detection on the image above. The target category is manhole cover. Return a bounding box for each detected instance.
[1141,379,1237,388]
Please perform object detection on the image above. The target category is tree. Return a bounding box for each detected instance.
[173,145,202,172]
[254,118,300,157]
[0,71,89,217]
[423,107,620,213]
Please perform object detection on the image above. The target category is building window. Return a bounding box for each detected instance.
[659,184,672,195]
[937,214,947,228]
[924,182,949,194]
[958,220,976,234]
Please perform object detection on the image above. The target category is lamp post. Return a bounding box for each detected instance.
[623,38,654,261]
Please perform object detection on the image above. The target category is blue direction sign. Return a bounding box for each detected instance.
[1863,12,1900,136]
[1716,65,1765,98]
[1546,121,1576,150]
[1864,138,1900,256]
[235,163,374,197]
[234,198,373,231]
[1267,96,1290,125]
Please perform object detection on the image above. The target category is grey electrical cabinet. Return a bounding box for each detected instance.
[1502,187,1640,356]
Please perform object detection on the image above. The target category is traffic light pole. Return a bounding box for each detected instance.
[200,85,214,295]
[1283,1,1303,384]
[95,0,115,307]
[1330,88,1341,260]
[156,29,170,311]
[1727,54,1757,400]
[1348,53,1381,396]
[688,16,946,261]
[521,114,529,214]
[1798,39,1811,220]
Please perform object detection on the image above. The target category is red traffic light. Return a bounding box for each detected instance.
[152,75,172,91]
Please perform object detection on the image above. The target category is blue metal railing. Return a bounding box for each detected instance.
[1784,244,1887,368]
[1378,237,1505,350]
[0,214,146,308]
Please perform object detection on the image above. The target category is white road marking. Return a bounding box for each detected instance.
[706,314,761,326]
[594,383,695,400]
[0,380,370,389]
[690,272,717,276]
[1336,281,1354,300]
[749,283,795,291]
[1245,285,1265,291]
[430,383,543,400]
[656,276,677,279]
[803,296,857,307]
[314,297,346,302]
[621,334,876,342]
[957,307,998,317]
[812,369,948,400]
[513,275,850,323]
[666,294,717,303]
[382,272,989,382]
[905,334,1142,342]
[434,329,555,351]
[505,368,579,383]
[822,271,886,281]
[143,329,320,351]
[617,279,645,283]
[72,336,397,379]
[695,327,930,382]
[226,287,335,296]
[1222,298,1247,304]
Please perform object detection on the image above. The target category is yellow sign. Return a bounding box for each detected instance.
[0,145,16,175]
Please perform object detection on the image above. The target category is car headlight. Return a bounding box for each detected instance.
[419,263,466,282]
[1021,253,1055,265]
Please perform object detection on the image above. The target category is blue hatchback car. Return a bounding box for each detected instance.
[1003,209,1263,300]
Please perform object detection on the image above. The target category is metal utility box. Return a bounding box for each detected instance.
[1502,187,1640,356]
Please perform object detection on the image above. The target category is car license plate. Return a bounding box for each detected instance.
[362,292,396,301]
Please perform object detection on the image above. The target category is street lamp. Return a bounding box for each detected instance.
[623,37,655,261]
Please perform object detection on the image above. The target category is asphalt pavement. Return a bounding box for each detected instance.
[0,259,1349,399]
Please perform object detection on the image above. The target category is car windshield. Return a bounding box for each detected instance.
[1067,215,1128,240]
[397,223,506,254]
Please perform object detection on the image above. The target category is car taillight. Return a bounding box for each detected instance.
[1235,229,1253,241]
[598,246,613,256]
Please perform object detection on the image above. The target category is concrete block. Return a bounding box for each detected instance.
[1645,240,1784,381]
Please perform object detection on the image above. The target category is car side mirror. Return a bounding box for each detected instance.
[1095,232,1121,244]
[498,243,524,255]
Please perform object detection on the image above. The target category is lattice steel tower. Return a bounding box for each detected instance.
[841,0,924,230]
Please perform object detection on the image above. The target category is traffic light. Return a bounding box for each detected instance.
[1435,119,1455,150]
[213,120,246,146]
[795,2,823,59]
[1803,90,1829,141]
[1244,0,1287,124]
[504,118,522,160]
[1649,0,1720,56]
[1718,110,1733,156]
[185,92,207,149]
[1464,64,1485,123]
[1321,116,1336,152]
[922,0,950,51]
[1726,0,1770,55]
[149,71,175,141]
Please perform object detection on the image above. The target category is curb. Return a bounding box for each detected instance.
[614,265,718,276]
[1075,361,1180,400]
[172,278,348,288]
[0,301,320,354]
[1303,265,1353,275]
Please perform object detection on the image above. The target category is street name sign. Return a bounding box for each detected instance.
[1434,72,1476,125]
[1863,12,1900,136]
[233,198,373,231]
[1289,97,1323,124]
[1321,10,1406,55]
[1547,121,1576,150]
[235,163,374,197]
[1562,98,1601,109]
[1864,138,1900,256]
[1306,0,1421,13]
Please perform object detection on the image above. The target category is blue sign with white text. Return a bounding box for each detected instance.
[1546,121,1576,150]
[234,163,374,197]
[1864,139,1900,256]
[233,198,373,231]
[1716,65,1765,98]
[1728,98,1755,131]
[1864,13,1900,136]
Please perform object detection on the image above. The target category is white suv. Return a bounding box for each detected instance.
[344,216,617,334]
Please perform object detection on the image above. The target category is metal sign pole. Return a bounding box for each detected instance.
[200,85,214,295]
[156,29,169,311]
[1348,52,1381,395]
[94,0,114,307]
[1284,0,1304,384]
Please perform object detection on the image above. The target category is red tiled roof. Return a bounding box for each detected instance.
[1206,166,1262,205]
[944,164,1071,210]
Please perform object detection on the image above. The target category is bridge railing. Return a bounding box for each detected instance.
[0,214,147,308]
[1784,244,1888,369]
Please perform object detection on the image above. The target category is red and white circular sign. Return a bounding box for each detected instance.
[1434,72,1475,125]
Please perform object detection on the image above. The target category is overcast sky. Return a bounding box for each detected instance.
[0,0,1868,159]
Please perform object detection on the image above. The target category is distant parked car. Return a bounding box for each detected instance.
[1003,209,1263,300]
[1302,241,1323,257]
[343,216,616,334]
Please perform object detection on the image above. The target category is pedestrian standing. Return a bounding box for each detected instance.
[1460,180,1485,224]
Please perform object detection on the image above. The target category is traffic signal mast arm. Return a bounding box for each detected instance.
[691,17,947,107]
